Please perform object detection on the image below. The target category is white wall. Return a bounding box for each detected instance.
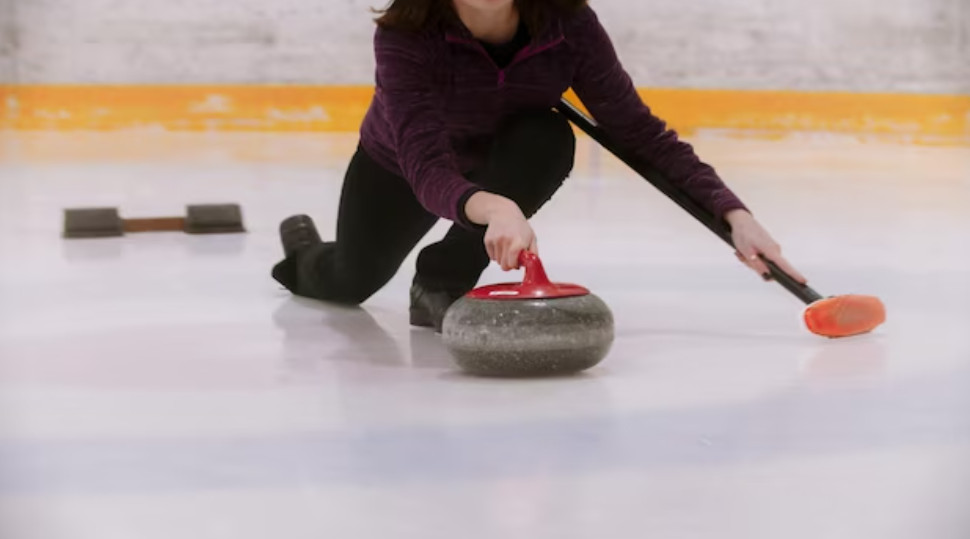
[2,0,969,93]
[0,0,15,82]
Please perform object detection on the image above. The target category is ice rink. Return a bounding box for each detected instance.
[1,131,969,538]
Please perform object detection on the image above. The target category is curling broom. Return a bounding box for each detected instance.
[555,97,886,338]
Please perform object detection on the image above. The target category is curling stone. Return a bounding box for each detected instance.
[441,251,614,377]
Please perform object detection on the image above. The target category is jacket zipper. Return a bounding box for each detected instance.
[445,34,566,88]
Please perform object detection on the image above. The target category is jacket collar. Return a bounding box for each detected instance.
[442,13,565,49]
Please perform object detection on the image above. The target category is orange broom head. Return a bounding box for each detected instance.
[803,295,886,338]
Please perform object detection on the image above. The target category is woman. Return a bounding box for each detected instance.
[272,0,806,331]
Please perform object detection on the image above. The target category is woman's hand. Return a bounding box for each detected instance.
[484,209,537,271]
[465,191,537,271]
[725,209,807,284]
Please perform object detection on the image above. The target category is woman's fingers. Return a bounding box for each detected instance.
[485,239,497,264]
[499,246,510,271]
[729,213,808,285]
[736,246,770,276]
[737,247,809,284]
[501,241,515,271]
[486,236,533,271]
[507,241,527,271]
[481,205,536,271]
[750,254,771,277]
[762,252,808,284]
[757,242,808,284]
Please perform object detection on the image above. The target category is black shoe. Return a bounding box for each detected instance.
[272,215,323,292]
[409,282,465,333]
[279,215,322,258]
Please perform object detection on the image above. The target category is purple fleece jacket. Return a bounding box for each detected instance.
[359,6,747,226]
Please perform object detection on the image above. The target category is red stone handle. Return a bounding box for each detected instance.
[466,251,589,300]
[518,251,551,287]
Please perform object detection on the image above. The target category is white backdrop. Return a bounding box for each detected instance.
[1,0,969,93]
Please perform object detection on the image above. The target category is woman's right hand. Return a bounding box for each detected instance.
[464,191,538,271]
[484,208,537,271]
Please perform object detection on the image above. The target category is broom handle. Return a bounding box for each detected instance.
[555,97,824,305]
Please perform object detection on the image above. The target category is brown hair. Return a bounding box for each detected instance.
[374,0,587,34]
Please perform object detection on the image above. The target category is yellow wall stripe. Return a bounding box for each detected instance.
[2,85,968,145]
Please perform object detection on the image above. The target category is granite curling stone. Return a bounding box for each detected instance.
[442,252,614,377]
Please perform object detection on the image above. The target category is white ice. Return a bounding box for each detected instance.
[1,131,969,539]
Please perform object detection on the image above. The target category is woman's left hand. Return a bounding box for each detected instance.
[725,209,807,284]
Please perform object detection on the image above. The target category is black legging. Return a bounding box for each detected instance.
[274,109,576,304]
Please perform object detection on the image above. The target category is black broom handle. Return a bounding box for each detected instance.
[555,97,823,305]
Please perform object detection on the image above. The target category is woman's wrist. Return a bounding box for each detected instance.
[465,191,520,225]
[724,208,753,227]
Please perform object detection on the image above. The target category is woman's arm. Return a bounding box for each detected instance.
[465,191,537,270]
[567,9,805,282]
[375,27,537,268]
[374,27,482,225]
[568,8,748,223]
